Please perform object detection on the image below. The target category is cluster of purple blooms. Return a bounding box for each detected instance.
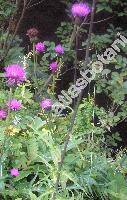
[27,1,91,73]
[0,99,22,120]
[2,2,91,177]
[0,62,53,120]
[26,26,64,73]
[0,65,22,175]
[0,64,25,120]
[35,43,64,55]
[1,2,91,118]
[34,42,64,73]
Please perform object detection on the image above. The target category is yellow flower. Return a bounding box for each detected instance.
[5,125,20,136]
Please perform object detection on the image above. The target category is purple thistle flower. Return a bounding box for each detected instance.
[49,61,58,73]
[5,64,26,86]
[71,3,91,17]
[7,99,22,111]
[40,99,52,110]
[10,168,19,177]
[0,109,7,120]
[35,42,45,53]
[54,44,64,54]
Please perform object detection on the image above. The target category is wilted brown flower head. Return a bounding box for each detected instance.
[26,28,39,39]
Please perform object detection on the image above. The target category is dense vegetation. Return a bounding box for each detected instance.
[0,0,127,199]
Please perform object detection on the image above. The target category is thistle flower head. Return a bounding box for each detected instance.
[7,99,22,111]
[0,109,7,120]
[35,42,45,53]
[54,44,64,54]
[71,3,91,17]
[26,28,38,39]
[10,168,19,177]
[49,61,58,73]
[5,64,26,86]
[40,99,52,110]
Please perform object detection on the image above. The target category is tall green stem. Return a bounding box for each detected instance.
[33,43,38,94]
[0,162,2,178]
[52,75,55,96]
[7,87,12,122]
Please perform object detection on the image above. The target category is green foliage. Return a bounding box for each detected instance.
[0,32,24,65]
[0,0,15,22]
[97,0,127,16]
